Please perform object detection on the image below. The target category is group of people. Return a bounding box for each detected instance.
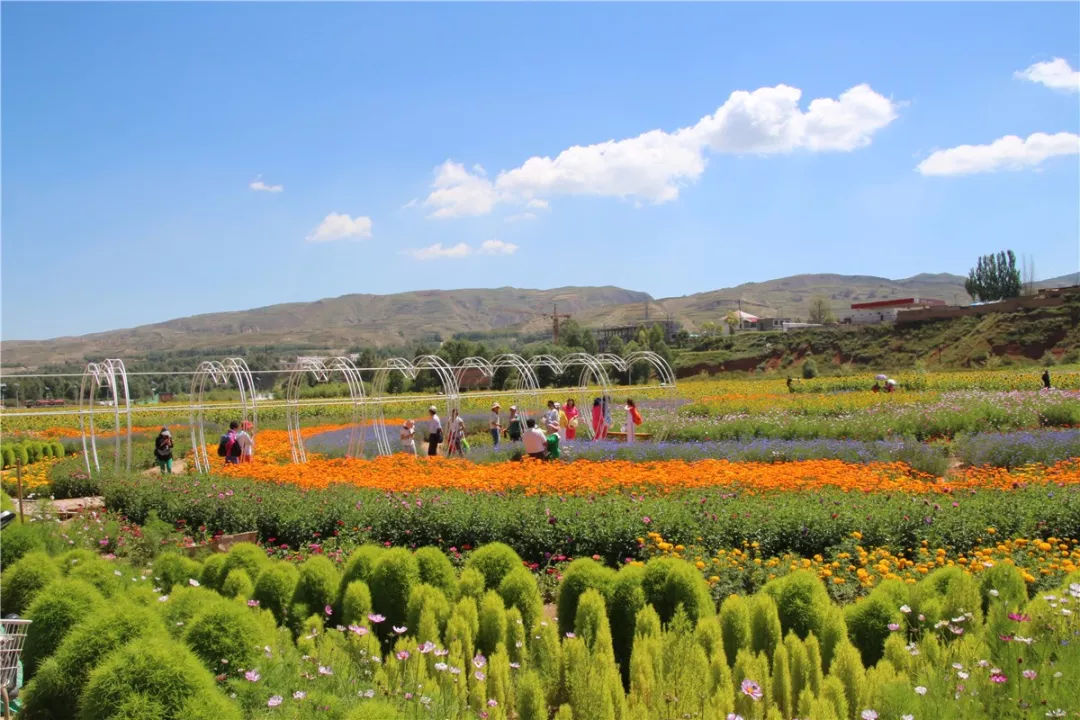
[152,421,256,474]
[400,397,643,460]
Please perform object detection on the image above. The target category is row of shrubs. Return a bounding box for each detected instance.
[0,440,65,469]
[100,471,1080,566]
[2,537,1076,720]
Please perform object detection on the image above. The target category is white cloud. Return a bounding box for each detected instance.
[424,161,497,218]
[405,238,519,260]
[407,242,473,260]
[479,239,518,255]
[1015,58,1080,92]
[916,132,1080,176]
[249,176,283,193]
[423,83,897,217]
[526,199,549,210]
[505,212,538,223]
[305,212,373,242]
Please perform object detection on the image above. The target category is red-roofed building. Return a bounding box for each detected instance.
[846,297,945,324]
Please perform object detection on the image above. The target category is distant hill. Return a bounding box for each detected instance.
[3,271,1075,367]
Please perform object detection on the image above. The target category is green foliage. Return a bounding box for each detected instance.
[844,590,900,667]
[220,542,268,583]
[339,543,384,590]
[2,447,15,468]
[966,249,1021,301]
[457,566,486,599]
[516,669,547,720]
[498,565,543,635]
[466,542,524,589]
[829,641,865,718]
[21,600,165,720]
[219,568,254,600]
[251,560,299,623]
[182,597,265,672]
[477,589,508,656]
[608,564,646,680]
[159,586,222,636]
[198,554,228,591]
[719,594,752,668]
[23,578,105,678]
[79,636,239,720]
[762,570,830,640]
[802,358,819,379]
[405,583,450,640]
[341,579,374,626]
[415,545,458,598]
[368,547,420,636]
[640,556,713,626]
[978,562,1027,615]
[291,555,340,617]
[748,593,782,663]
[557,557,616,636]
[152,552,202,590]
[0,551,60,615]
[0,522,49,566]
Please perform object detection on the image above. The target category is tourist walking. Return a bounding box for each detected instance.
[446,409,467,457]
[625,398,642,443]
[489,402,502,447]
[543,400,559,435]
[237,420,254,463]
[400,419,417,455]
[426,406,443,457]
[564,398,580,440]
[219,421,243,464]
[591,397,608,440]
[1042,369,1051,389]
[522,418,548,460]
[506,405,522,442]
[154,427,173,474]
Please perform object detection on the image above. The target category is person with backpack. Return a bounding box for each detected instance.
[218,421,243,464]
[154,427,174,474]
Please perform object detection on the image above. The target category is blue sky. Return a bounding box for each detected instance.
[2,2,1078,341]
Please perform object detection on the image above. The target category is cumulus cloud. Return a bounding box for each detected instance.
[249,176,283,193]
[405,238,519,260]
[1015,58,1080,92]
[423,83,897,217]
[916,132,1080,176]
[305,212,373,242]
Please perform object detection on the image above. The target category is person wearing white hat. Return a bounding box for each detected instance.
[400,419,417,455]
[426,405,442,457]
[489,402,502,447]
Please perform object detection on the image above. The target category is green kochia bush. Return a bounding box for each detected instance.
[762,570,831,641]
[405,583,450,640]
[21,600,165,720]
[220,569,254,600]
[498,566,543,634]
[341,579,374,626]
[844,589,901,666]
[79,636,239,720]
[719,594,752,668]
[291,555,341,620]
[640,556,713,626]
[23,578,105,678]
[608,564,646,681]
[1,551,61,615]
[152,552,202,591]
[368,548,420,637]
[557,557,616,636]
[252,561,299,623]
[183,596,266,672]
[465,542,523,589]
[415,545,458,598]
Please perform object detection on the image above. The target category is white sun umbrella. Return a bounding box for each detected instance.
[875,374,887,381]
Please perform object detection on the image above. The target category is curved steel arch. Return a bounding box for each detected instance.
[529,354,565,376]
[188,357,260,474]
[561,353,614,441]
[371,358,418,456]
[453,356,495,391]
[284,356,369,463]
[624,350,677,388]
[491,353,541,418]
[78,359,133,475]
[413,354,460,416]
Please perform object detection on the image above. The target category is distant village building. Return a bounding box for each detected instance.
[845,297,946,324]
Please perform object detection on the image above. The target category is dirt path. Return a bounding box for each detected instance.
[142,459,187,476]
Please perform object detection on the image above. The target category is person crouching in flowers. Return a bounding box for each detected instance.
[400,419,417,455]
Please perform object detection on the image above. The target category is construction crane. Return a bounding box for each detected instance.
[541,303,572,344]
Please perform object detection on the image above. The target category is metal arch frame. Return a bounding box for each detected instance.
[491,353,541,419]
[529,354,565,376]
[561,353,614,441]
[453,356,496,391]
[78,359,133,475]
[284,356,369,463]
[623,350,677,388]
[188,357,260,474]
[413,354,461,418]
[371,358,418,456]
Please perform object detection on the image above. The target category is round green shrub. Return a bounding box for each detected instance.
[457,566,486,599]
[252,561,299,624]
[844,592,899,666]
[158,586,222,637]
[415,545,458,598]
[102,694,165,720]
[498,566,543,635]
[23,578,105,678]
[465,542,523,589]
[152,552,202,591]
[405,583,450,640]
[198,554,228,591]
[345,699,408,719]
[57,548,96,573]
[719,594,752,668]
[220,568,254,600]
[21,600,165,720]
[51,441,65,458]
[339,544,384,590]
[26,443,40,463]
[66,556,128,597]
[802,359,818,379]
[476,589,508,655]
[2,446,15,468]
[341,579,374,626]
[369,547,420,635]
[220,542,268,583]
[573,588,614,659]
[641,556,713,625]
[13,443,29,467]
[39,443,52,459]
[183,597,265,672]
[556,557,615,637]
[749,593,782,663]
[291,555,340,621]
[1,550,61,615]
[608,564,646,680]
[762,570,830,640]
[979,563,1027,615]
[0,522,48,566]
[79,636,240,720]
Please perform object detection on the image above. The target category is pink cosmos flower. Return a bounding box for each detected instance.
[324,605,333,616]
[488,699,498,707]
[861,711,878,720]
[1023,670,1037,679]
[396,650,410,661]
[368,613,386,624]
[473,654,487,669]
[740,678,762,701]
[318,665,333,676]
[267,695,283,708]
[393,625,407,634]
[887,623,900,631]
[1008,612,1031,623]
[990,674,1007,683]
[475,670,486,682]
[247,599,260,607]
[245,669,261,682]
[348,624,368,636]
[293,691,306,700]
[418,641,436,654]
